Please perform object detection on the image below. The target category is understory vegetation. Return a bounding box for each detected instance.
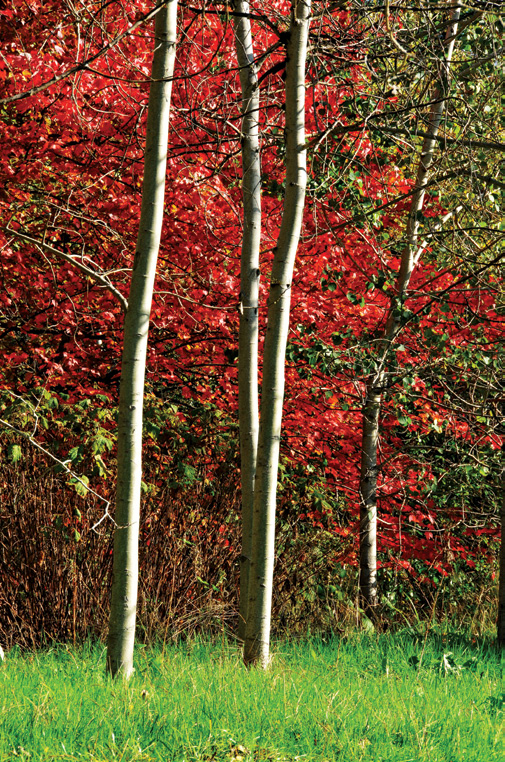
[0,634,503,762]
[0,443,498,649]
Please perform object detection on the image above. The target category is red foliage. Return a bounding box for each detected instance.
[0,1,501,591]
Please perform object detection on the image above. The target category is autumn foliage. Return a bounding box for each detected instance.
[0,1,502,645]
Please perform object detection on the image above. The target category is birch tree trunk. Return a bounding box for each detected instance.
[358,3,461,617]
[243,0,311,668]
[498,469,505,647]
[106,0,178,679]
[233,0,261,643]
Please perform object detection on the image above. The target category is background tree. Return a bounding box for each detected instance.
[499,482,505,646]
[358,2,462,617]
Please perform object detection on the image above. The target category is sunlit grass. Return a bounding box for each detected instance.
[0,633,502,761]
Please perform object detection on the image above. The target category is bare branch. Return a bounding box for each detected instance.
[7,227,128,313]
[307,120,505,154]
[379,126,505,153]
[0,399,114,535]
[0,1,170,106]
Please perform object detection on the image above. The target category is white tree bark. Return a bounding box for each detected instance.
[243,0,311,668]
[358,4,461,616]
[498,470,505,647]
[233,1,261,643]
[106,0,178,679]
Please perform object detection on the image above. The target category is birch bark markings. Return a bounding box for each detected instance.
[243,0,311,668]
[498,472,505,647]
[106,0,178,679]
[358,4,461,616]
[232,0,261,643]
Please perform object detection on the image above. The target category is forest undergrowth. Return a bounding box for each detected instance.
[0,450,499,649]
[0,633,502,762]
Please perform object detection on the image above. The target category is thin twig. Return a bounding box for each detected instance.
[6,226,128,313]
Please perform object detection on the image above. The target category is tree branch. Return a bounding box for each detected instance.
[0,1,171,106]
[307,120,505,153]
[379,126,505,153]
[6,227,128,313]
[0,396,114,534]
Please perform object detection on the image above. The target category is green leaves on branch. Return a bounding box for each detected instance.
[67,474,89,498]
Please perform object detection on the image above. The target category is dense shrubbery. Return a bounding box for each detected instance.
[1,405,498,648]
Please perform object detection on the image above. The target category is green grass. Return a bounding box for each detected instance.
[0,633,502,761]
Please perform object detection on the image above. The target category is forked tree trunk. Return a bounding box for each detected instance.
[243,0,311,668]
[358,4,461,617]
[106,0,178,679]
[233,0,261,643]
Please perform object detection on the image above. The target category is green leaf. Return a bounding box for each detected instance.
[91,432,113,454]
[68,445,83,463]
[93,454,108,478]
[8,444,23,464]
[68,474,89,497]
[145,421,161,439]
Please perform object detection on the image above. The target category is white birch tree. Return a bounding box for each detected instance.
[498,476,505,647]
[106,0,178,678]
[232,0,261,643]
[243,0,311,668]
[358,3,461,616]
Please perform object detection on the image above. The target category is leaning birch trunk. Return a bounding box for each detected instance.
[233,0,261,642]
[243,0,311,668]
[358,4,461,617]
[106,0,178,679]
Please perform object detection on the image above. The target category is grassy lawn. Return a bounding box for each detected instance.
[0,633,502,761]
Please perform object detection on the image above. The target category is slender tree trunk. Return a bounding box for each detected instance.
[233,0,261,642]
[498,468,505,647]
[106,0,178,679]
[358,4,461,617]
[243,0,311,668]
[359,387,381,612]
